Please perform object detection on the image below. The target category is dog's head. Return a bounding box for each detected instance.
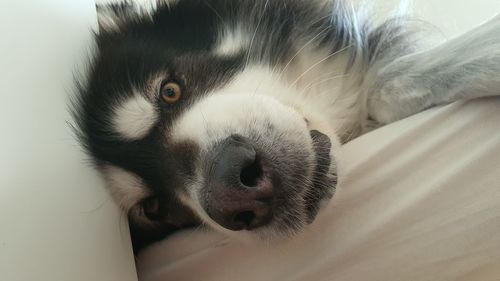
[73,1,342,251]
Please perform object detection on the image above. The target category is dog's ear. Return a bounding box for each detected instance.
[156,0,177,8]
[96,2,137,32]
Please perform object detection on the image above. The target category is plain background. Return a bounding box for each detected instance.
[0,1,137,281]
[1,1,499,281]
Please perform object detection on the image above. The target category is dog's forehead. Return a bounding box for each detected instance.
[78,0,317,190]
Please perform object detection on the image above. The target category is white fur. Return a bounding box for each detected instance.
[170,66,310,148]
[103,165,150,210]
[96,6,122,31]
[214,26,250,56]
[170,58,357,145]
[112,94,158,140]
[281,46,361,139]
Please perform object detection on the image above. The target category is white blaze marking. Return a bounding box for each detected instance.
[214,26,250,56]
[112,94,158,140]
[103,165,150,210]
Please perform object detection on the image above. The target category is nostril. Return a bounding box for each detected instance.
[207,135,276,231]
[233,210,256,229]
[240,158,263,187]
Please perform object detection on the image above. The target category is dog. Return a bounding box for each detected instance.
[71,0,500,252]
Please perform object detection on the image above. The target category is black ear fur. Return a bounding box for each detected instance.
[96,2,138,32]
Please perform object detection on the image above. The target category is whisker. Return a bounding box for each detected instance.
[277,26,331,81]
[268,14,335,89]
[290,45,352,87]
[245,0,270,66]
[203,0,224,24]
[301,74,350,93]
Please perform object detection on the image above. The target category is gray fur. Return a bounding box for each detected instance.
[368,15,500,124]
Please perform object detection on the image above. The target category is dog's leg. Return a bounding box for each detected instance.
[368,15,500,124]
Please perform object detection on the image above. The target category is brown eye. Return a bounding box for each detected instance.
[160,82,181,104]
[142,197,162,221]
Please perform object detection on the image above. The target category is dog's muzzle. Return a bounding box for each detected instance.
[201,128,334,232]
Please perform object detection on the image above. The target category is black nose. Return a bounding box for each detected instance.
[204,135,274,231]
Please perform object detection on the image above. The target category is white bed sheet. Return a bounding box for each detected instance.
[137,98,500,281]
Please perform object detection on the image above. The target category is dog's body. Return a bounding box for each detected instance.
[72,0,500,251]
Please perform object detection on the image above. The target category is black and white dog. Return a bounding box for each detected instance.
[72,0,500,252]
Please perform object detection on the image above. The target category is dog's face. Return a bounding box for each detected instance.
[74,1,340,251]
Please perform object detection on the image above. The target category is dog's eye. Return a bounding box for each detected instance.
[160,82,182,104]
[142,197,162,221]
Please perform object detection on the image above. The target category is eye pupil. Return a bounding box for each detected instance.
[165,88,176,97]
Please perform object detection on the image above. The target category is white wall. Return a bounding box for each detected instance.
[374,0,500,36]
[0,1,137,281]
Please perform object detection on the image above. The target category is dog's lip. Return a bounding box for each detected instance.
[310,130,332,159]
[305,129,335,222]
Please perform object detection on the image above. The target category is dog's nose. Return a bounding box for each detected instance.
[205,135,273,231]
